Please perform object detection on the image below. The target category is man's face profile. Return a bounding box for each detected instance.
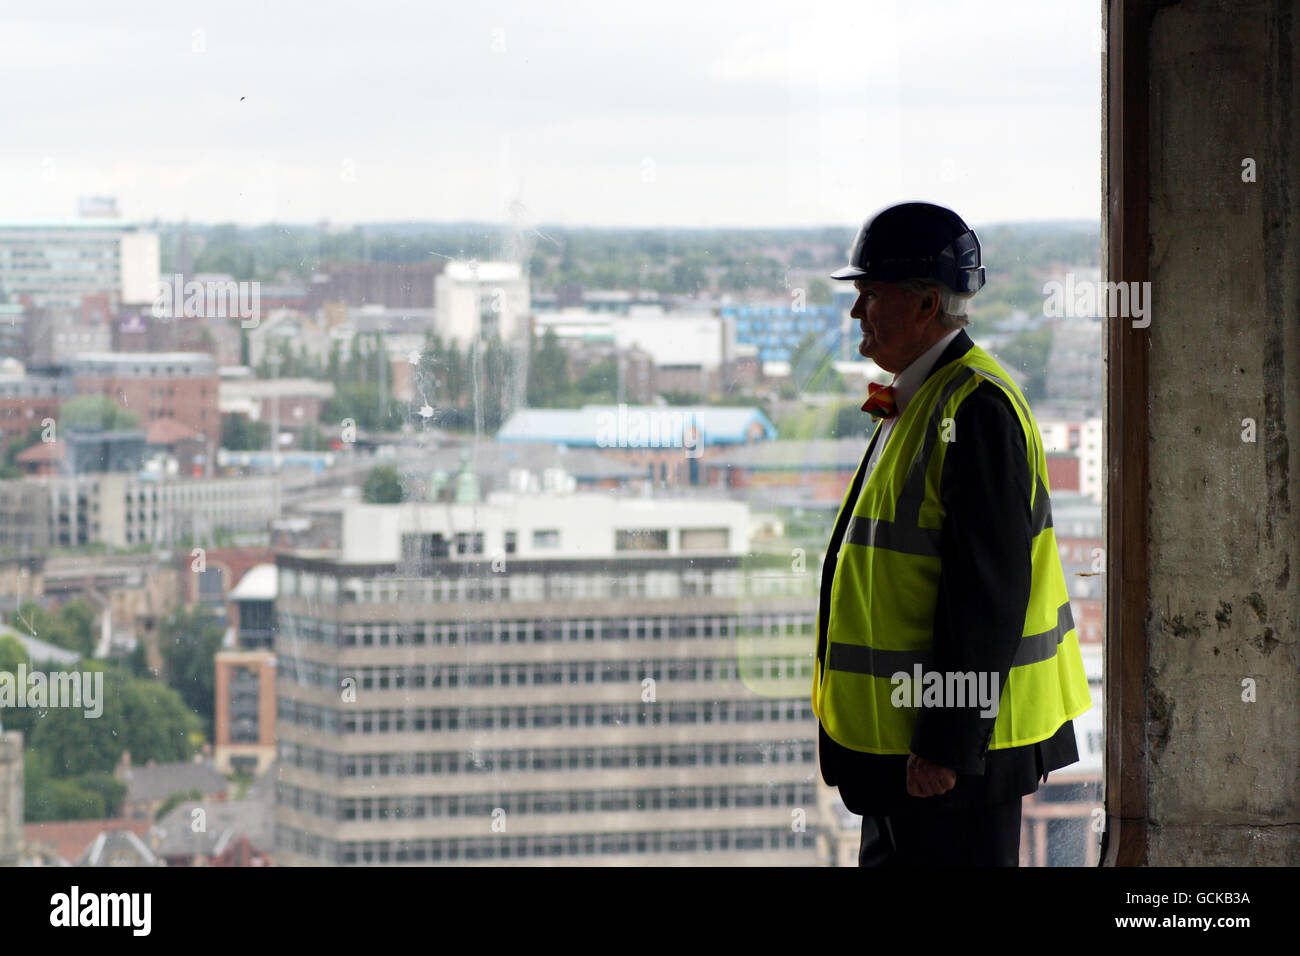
[850,279,942,374]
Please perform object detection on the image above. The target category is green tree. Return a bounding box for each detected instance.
[77,771,127,818]
[6,598,96,657]
[21,664,198,822]
[157,607,225,738]
[527,250,549,282]
[414,333,470,414]
[326,339,343,385]
[660,390,702,406]
[0,632,26,673]
[27,680,115,778]
[322,382,404,432]
[526,328,570,409]
[719,256,785,294]
[479,337,520,431]
[25,764,110,822]
[576,358,617,397]
[221,414,271,451]
[443,340,467,409]
[346,334,366,384]
[0,634,31,736]
[667,258,707,295]
[57,394,140,430]
[789,247,817,269]
[61,599,96,651]
[298,421,326,451]
[115,672,203,763]
[125,641,152,679]
[193,223,256,278]
[0,422,45,480]
[363,465,404,503]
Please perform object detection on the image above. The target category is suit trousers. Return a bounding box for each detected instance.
[858,795,1023,866]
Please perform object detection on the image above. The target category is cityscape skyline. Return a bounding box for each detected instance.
[1,0,1102,228]
[0,0,1109,867]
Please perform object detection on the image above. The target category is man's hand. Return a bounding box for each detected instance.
[907,752,957,797]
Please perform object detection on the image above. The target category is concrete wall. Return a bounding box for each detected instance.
[1144,0,1298,863]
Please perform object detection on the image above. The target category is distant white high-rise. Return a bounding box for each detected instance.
[0,204,159,309]
[434,260,530,347]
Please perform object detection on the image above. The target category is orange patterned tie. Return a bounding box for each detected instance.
[861,380,899,420]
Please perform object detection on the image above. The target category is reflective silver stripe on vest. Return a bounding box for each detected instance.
[828,642,931,677]
[1032,474,1053,534]
[828,359,1072,681]
[972,368,1030,421]
[971,367,1055,535]
[827,601,1075,677]
[1010,601,1076,667]
[847,366,1049,557]
[844,515,942,557]
[894,367,977,527]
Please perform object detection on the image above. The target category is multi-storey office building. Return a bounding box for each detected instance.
[0,218,158,310]
[0,367,76,453]
[0,471,281,551]
[273,493,823,865]
[215,649,278,776]
[67,352,220,467]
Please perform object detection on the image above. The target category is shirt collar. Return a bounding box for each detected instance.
[892,328,962,415]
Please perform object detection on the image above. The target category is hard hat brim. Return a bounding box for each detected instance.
[829,266,866,280]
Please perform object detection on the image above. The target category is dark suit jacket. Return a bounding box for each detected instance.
[817,329,1079,815]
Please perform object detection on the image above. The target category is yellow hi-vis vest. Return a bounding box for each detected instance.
[812,344,1092,754]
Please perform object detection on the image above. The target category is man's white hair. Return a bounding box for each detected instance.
[898,277,976,329]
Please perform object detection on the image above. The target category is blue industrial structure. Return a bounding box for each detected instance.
[722,287,862,363]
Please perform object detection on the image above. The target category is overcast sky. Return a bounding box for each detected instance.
[0,0,1102,230]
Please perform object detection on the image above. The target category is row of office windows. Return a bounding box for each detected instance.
[125,515,267,543]
[278,611,813,648]
[279,739,816,777]
[277,653,813,691]
[126,484,249,506]
[278,697,815,734]
[280,567,813,605]
[0,255,117,271]
[403,528,732,556]
[278,825,819,864]
[278,782,815,821]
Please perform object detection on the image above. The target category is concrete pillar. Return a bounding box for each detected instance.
[1110,0,1299,864]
